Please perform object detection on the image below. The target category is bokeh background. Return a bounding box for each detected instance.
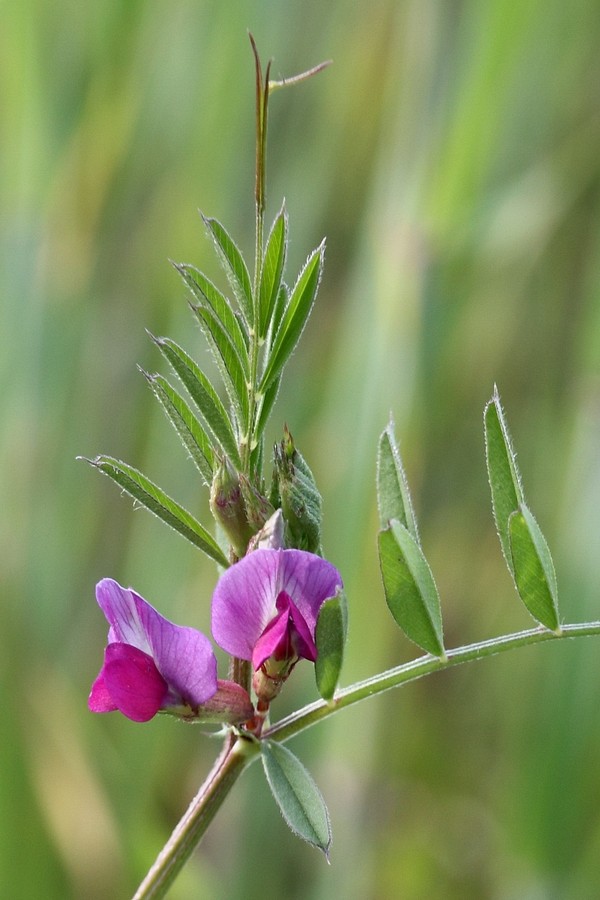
[3,1,600,897]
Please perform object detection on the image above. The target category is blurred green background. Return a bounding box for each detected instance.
[3,1,600,897]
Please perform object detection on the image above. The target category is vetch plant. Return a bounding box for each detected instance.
[80,36,600,899]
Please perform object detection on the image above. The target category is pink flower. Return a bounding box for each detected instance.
[89,579,218,723]
[211,549,342,684]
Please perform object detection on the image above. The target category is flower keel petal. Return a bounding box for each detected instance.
[102,643,168,723]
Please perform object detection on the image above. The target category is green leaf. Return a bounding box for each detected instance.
[191,304,250,428]
[376,419,419,542]
[378,520,444,657]
[202,216,254,326]
[484,387,525,573]
[258,204,287,339]
[150,334,241,467]
[315,589,348,702]
[509,504,560,631]
[268,282,289,341]
[142,370,214,485]
[259,241,324,392]
[254,375,281,444]
[84,455,229,568]
[261,740,332,859]
[173,262,249,367]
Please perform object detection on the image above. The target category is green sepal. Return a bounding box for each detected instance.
[83,455,229,568]
[484,387,525,574]
[258,203,287,339]
[260,241,324,393]
[239,474,274,532]
[315,588,348,702]
[376,418,419,542]
[150,333,241,467]
[210,457,253,558]
[201,215,254,326]
[378,519,444,658]
[273,427,322,553]
[260,740,332,860]
[509,504,560,631]
[141,369,214,485]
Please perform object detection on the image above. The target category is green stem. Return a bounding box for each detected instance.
[263,621,600,743]
[132,733,258,899]
[133,621,600,896]
[242,36,270,474]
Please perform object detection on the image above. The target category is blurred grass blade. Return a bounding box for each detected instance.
[484,387,525,573]
[173,262,250,367]
[85,456,229,567]
[150,333,241,466]
[509,505,560,631]
[315,588,348,702]
[191,304,249,428]
[258,203,287,339]
[261,740,332,859]
[377,418,419,542]
[202,215,254,326]
[259,241,324,392]
[142,370,214,485]
[378,519,444,657]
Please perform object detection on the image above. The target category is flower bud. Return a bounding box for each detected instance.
[272,426,322,553]
[210,457,253,557]
[239,473,275,531]
[247,509,286,552]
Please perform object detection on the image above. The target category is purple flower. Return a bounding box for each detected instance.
[89,578,218,723]
[211,549,343,679]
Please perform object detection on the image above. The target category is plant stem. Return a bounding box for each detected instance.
[133,621,600,896]
[263,621,600,743]
[242,35,270,474]
[132,732,257,899]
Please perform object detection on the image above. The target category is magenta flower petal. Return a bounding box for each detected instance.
[102,643,168,722]
[286,595,317,662]
[251,603,290,670]
[212,549,342,661]
[251,592,317,669]
[91,578,218,719]
[88,670,118,714]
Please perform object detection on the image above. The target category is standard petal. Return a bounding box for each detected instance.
[277,550,343,635]
[211,549,343,659]
[96,578,218,707]
[212,549,284,659]
[102,643,168,722]
[95,579,152,654]
[144,617,218,708]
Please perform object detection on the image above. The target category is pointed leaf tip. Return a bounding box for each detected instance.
[484,390,525,574]
[376,419,419,542]
[261,740,332,858]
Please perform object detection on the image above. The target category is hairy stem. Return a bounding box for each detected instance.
[264,621,600,743]
[133,732,257,899]
[243,36,269,474]
[134,621,600,896]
